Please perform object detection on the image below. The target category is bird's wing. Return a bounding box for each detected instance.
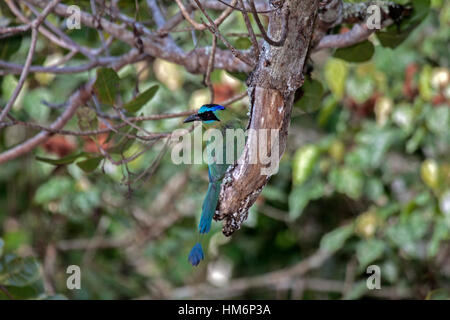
[207,120,245,182]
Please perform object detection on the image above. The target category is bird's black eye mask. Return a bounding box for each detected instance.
[198,111,220,122]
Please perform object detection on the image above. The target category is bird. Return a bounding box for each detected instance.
[183,103,244,266]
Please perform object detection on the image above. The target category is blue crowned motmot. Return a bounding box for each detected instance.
[183,104,244,266]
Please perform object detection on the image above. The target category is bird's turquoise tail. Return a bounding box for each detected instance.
[188,242,204,266]
[188,179,221,266]
[198,180,221,234]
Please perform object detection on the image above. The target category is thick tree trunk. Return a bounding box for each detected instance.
[216,0,319,236]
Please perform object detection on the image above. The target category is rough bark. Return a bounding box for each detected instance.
[215,0,319,236]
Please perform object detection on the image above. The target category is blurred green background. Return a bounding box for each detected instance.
[0,0,449,299]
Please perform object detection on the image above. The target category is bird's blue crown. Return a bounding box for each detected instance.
[198,104,225,114]
[183,104,225,124]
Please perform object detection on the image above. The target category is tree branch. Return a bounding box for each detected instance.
[171,249,331,298]
[0,80,95,164]
[315,22,384,50]
[238,0,260,57]
[216,0,319,236]
[25,0,251,74]
[192,0,255,67]
[0,0,62,122]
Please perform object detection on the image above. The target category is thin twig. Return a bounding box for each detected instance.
[25,0,252,74]
[0,80,95,164]
[0,285,14,300]
[171,249,332,298]
[238,0,260,57]
[192,0,254,66]
[2,0,62,123]
[249,0,289,47]
[0,50,146,75]
[0,24,31,36]
[43,245,57,295]
[226,32,263,37]
[6,0,86,56]
[314,20,392,51]
[174,0,237,31]
[90,0,109,55]
[147,0,166,28]
[0,28,38,122]
[216,0,278,14]
[134,137,170,186]
[205,34,217,103]
[157,8,192,35]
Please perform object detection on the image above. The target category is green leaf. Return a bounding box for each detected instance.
[0,239,3,258]
[295,78,324,112]
[334,41,375,63]
[324,58,348,99]
[0,256,40,287]
[318,95,338,127]
[35,152,87,165]
[107,127,138,155]
[2,74,19,102]
[292,144,321,186]
[289,180,324,220]
[376,28,412,49]
[94,68,120,105]
[427,219,449,258]
[329,167,364,199]
[381,261,399,283]
[234,37,252,50]
[354,126,401,168]
[0,35,22,60]
[343,281,368,300]
[356,239,385,268]
[426,106,450,135]
[123,85,159,112]
[386,212,429,257]
[405,0,431,28]
[365,178,385,202]
[320,224,354,252]
[23,88,52,121]
[377,0,431,48]
[418,65,434,101]
[262,185,288,203]
[426,289,450,300]
[406,127,426,153]
[2,231,29,253]
[76,106,98,131]
[226,71,248,82]
[421,159,439,190]
[76,157,103,173]
[346,76,375,103]
[34,176,73,204]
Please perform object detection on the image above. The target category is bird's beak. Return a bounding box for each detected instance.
[183,113,201,123]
